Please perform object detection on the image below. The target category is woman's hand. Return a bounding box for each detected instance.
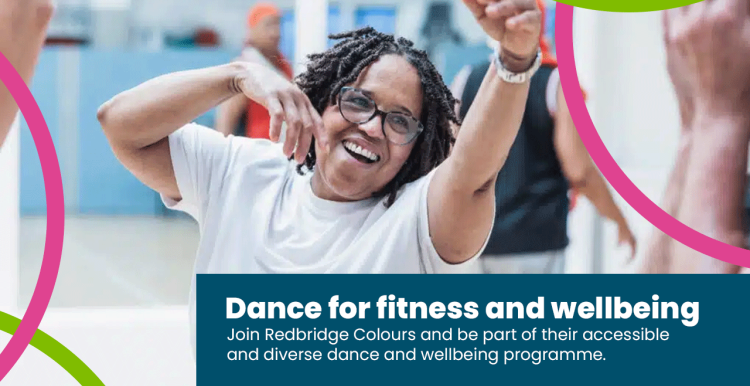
[234,62,324,164]
[462,0,541,71]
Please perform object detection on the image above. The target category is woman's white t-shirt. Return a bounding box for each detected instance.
[161,123,485,351]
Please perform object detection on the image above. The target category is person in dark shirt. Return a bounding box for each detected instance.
[450,0,635,274]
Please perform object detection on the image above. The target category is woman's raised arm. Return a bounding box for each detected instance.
[429,0,542,264]
[98,61,322,201]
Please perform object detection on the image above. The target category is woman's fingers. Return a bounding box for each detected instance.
[506,9,540,32]
[462,0,486,19]
[267,97,284,143]
[294,92,314,136]
[309,103,325,143]
[485,1,518,20]
[268,85,319,163]
[295,123,313,165]
[279,92,302,158]
[293,93,315,164]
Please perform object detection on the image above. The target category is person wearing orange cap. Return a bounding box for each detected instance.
[215,2,294,139]
[0,0,54,148]
[450,0,635,274]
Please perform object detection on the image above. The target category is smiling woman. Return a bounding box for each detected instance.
[96,0,544,354]
[295,32,451,206]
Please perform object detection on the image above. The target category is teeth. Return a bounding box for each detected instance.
[344,140,379,162]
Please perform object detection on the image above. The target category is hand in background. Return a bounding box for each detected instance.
[617,222,637,261]
[0,0,54,81]
[663,1,750,119]
[0,0,54,147]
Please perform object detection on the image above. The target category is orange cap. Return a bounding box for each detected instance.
[248,3,281,28]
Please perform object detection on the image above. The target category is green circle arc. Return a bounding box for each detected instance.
[0,311,104,385]
[555,0,703,12]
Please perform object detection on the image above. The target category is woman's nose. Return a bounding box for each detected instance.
[358,113,386,140]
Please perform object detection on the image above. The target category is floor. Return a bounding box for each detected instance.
[19,215,199,309]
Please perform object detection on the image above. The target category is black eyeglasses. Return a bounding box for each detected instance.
[337,87,424,145]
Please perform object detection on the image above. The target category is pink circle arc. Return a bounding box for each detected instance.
[0,5,746,380]
[0,53,65,379]
[554,4,750,267]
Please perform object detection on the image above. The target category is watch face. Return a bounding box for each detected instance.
[493,49,541,84]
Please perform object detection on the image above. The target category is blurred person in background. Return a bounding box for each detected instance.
[450,0,636,274]
[215,2,294,139]
[642,1,750,274]
[0,0,54,148]
[98,0,543,351]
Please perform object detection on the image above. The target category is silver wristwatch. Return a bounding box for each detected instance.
[492,48,542,84]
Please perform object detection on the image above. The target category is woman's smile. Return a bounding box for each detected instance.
[343,140,380,163]
[341,137,382,164]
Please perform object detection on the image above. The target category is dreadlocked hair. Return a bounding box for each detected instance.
[294,26,461,207]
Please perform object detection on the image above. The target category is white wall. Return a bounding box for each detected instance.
[0,119,19,313]
[573,9,680,169]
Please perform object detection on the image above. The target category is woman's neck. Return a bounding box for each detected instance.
[310,170,352,202]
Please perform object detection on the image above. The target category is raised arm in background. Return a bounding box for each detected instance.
[644,2,750,273]
[640,11,696,272]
